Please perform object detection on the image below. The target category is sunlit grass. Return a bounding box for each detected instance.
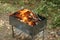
[0,0,60,29]
[0,3,19,14]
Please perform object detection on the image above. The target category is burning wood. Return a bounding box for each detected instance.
[10,9,40,27]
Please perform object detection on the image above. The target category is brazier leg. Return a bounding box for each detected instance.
[42,29,44,40]
[12,26,14,38]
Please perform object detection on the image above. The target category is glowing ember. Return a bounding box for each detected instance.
[10,9,39,27]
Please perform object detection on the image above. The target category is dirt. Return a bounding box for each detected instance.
[0,13,60,40]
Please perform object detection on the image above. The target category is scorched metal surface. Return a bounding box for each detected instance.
[9,15,47,37]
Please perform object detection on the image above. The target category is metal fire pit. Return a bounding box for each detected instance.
[9,14,47,40]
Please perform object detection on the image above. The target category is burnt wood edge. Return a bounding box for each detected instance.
[37,14,47,21]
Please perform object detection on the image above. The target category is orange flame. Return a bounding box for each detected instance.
[10,9,39,27]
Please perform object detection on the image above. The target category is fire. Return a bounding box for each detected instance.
[10,9,39,27]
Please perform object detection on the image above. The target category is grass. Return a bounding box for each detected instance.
[0,2,19,14]
[0,0,60,29]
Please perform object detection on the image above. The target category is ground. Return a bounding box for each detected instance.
[0,8,60,40]
[0,0,60,40]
